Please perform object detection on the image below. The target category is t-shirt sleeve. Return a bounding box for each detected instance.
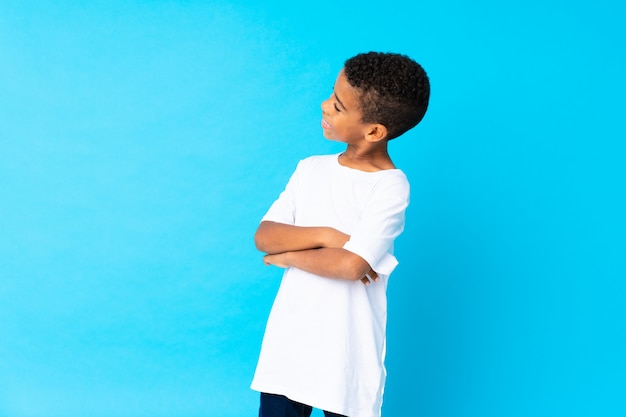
[260,161,300,225]
[343,173,410,277]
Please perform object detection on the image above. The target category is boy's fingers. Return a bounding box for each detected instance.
[263,255,273,266]
[365,269,379,282]
[361,269,380,285]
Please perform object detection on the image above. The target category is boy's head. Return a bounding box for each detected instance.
[343,52,430,140]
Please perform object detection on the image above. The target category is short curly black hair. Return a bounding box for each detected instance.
[344,52,430,140]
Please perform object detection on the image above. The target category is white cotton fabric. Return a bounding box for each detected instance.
[251,154,409,417]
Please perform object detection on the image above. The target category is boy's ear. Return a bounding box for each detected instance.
[365,124,388,143]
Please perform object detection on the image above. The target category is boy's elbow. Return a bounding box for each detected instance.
[254,221,278,253]
[254,230,269,253]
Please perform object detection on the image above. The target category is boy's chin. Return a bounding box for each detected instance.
[322,132,344,143]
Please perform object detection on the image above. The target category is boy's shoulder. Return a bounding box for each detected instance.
[300,153,340,162]
[298,153,409,189]
[296,153,340,169]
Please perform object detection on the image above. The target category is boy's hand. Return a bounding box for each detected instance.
[263,253,289,268]
[325,228,350,249]
[360,268,379,286]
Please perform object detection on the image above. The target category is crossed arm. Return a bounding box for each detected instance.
[255,221,379,285]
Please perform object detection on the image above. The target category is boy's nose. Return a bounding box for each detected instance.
[321,99,330,113]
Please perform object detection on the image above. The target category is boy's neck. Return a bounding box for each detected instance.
[339,144,396,172]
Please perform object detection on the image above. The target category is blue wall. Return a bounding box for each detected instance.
[1,1,624,416]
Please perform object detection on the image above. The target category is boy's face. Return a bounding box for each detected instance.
[321,69,372,144]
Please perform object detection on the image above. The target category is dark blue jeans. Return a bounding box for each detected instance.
[259,393,348,417]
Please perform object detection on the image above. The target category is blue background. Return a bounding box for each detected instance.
[1,1,624,416]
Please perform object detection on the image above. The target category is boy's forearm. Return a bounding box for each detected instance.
[254,221,349,254]
[264,247,372,282]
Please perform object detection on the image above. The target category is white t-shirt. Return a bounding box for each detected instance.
[251,154,409,417]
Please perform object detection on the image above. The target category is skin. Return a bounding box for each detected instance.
[256,69,395,285]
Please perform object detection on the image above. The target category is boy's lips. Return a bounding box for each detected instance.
[321,118,331,129]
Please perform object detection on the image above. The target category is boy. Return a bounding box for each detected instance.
[251,52,430,417]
